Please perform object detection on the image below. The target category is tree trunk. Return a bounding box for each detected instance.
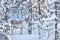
[28,0,32,34]
[55,1,59,40]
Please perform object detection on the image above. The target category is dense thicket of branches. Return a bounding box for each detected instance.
[0,0,60,40]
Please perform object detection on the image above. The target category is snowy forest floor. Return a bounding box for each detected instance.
[10,34,39,40]
[9,29,39,40]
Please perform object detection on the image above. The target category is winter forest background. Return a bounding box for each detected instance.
[0,0,60,40]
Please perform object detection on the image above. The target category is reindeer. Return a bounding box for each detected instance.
[11,20,28,34]
[8,14,38,35]
[10,16,30,35]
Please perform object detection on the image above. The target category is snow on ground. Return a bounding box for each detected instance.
[9,27,55,40]
[10,34,39,40]
[9,29,39,40]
